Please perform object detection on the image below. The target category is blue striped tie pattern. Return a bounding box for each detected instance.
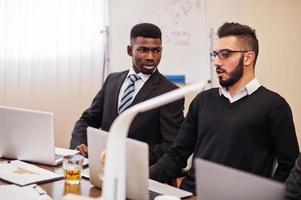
[118,74,141,114]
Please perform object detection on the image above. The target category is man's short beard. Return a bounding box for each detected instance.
[219,56,244,88]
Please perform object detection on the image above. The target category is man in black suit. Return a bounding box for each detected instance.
[69,23,184,165]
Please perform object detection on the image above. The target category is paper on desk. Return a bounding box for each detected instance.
[0,184,51,200]
[81,167,90,179]
[83,158,89,166]
[0,160,63,186]
[55,147,79,157]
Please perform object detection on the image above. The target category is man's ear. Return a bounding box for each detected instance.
[244,51,255,66]
[127,45,132,57]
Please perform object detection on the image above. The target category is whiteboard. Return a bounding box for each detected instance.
[108,0,211,83]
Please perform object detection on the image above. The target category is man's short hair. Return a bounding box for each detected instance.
[217,22,259,65]
[130,23,162,40]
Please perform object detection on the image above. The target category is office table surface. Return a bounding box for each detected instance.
[0,161,197,200]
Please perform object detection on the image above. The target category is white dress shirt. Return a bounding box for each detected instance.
[118,68,152,110]
[218,78,261,103]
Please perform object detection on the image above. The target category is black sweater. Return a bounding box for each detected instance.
[150,86,299,194]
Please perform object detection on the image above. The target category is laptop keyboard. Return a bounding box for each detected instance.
[54,154,63,160]
[149,190,161,200]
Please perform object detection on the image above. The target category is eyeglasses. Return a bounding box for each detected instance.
[210,49,249,60]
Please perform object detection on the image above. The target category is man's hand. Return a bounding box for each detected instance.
[76,144,88,157]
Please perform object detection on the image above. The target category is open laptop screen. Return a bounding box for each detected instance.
[195,158,284,200]
[87,127,192,200]
[87,127,149,200]
[0,106,62,165]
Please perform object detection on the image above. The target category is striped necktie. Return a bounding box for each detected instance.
[118,74,141,114]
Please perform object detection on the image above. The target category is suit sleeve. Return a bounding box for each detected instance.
[69,80,107,149]
[148,97,184,165]
[269,97,299,182]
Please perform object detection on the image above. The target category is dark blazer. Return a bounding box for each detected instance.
[70,69,184,165]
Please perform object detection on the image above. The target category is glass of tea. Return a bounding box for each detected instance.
[63,155,84,184]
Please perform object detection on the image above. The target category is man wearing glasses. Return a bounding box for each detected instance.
[150,22,299,194]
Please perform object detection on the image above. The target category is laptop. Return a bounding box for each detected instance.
[87,127,192,200]
[0,106,63,166]
[195,158,285,200]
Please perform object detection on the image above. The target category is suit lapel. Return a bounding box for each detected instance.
[110,71,128,116]
[131,70,161,105]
